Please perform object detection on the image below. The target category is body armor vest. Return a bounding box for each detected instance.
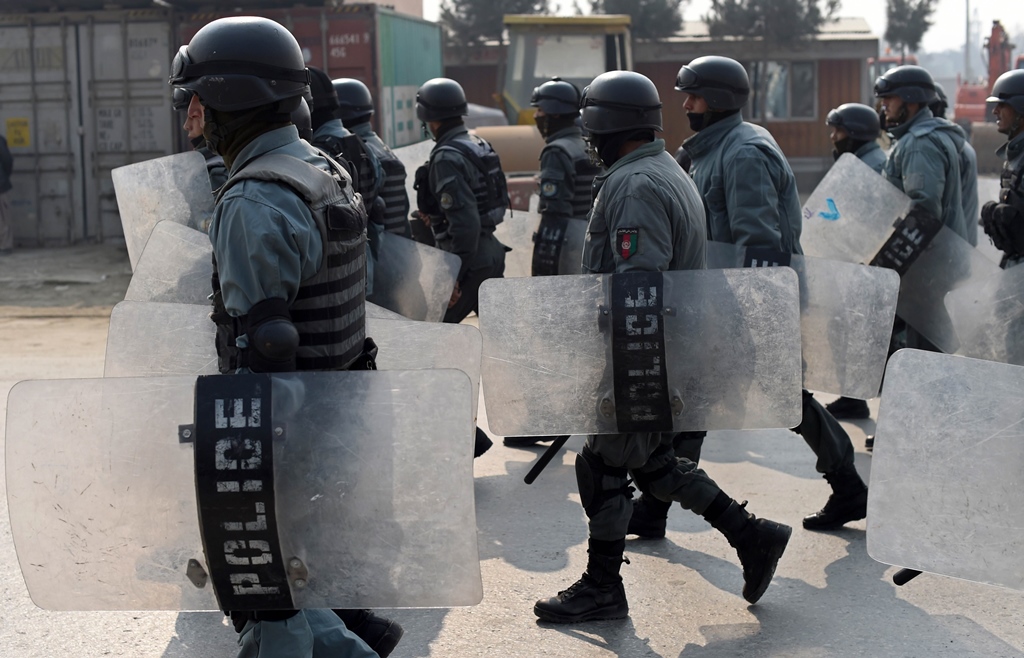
[313,132,378,209]
[1000,152,1024,213]
[430,134,509,226]
[212,151,368,372]
[364,137,410,235]
[545,136,600,218]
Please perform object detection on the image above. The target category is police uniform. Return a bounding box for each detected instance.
[992,130,1024,268]
[539,125,600,221]
[855,140,886,174]
[198,143,228,191]
[426,124,507,323]
[883,107,969,241]
[351,120,412,237]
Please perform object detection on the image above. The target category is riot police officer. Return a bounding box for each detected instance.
[170,15,401,658]
[173,86,228,190]
[414,77,508,324]
[334,77,412,238]
[668,55,869,533]
[874,65,968,241]
[533,71,791,624]
[529,76,601,276]
[981,69,1024,269]
[825,102,885,173]
[931,82,980,246]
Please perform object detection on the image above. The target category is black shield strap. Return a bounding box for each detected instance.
[532,215,569,276]
[743,247,792,268]
[610,271,673,432]
[194,374,293,611]
[869,207,943,275]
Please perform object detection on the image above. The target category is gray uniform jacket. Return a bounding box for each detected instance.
[684,112,803,254]
[855,140,886,174]
[884,108,968,241]
[582,139,706,274]
[208,126,326,317]
[539,125,597,220]
[429,125,506,279]
[996,131,1024,268]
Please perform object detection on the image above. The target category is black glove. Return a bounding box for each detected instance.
[981,201,1015,253]
[993,203,1024,255]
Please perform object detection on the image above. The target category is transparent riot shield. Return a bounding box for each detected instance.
[800,153,912,263]
[394,138,435,212]
[559,218,588,275]
[867,349,1024,591]
[494,209,541,278]
[124,220,212,305]
[104,300,482,419]
[944,264,1024,366]
[894,226,1001,353]
[112,152,216,271]
[478,268,803,436]
[706,241,899,399]
[6,370,480,611]
[365,232,460,322]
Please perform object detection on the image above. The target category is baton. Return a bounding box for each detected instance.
[523,435,571,485]
[893,568,922,586]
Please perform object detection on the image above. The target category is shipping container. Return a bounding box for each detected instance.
[178,4,442,149]
[0,8,176,247]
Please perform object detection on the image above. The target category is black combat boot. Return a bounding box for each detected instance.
[627,493,671,539]
[825,396,870,419]
[534,539,629,623]
[709,498,792,604]
[474,426,493,458]
[802,464,868,531]
[865,434,874,452]
[332,609,404,658]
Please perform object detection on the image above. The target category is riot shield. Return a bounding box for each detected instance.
[944,264,1024,366]
[867,349,1024,591]
[800,153,912,263]
[112,152,216,271]
[478,268,803,436]
[124,220,212,305]
[706,241,899,399]
[393,138,435,211]
[6,370,480,611]
[104,300,482,418]
[493,209,541,278]
[892,225,1001,353]
[365,232,460,322]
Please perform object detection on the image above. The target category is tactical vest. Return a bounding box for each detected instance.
[429,134,509,227]
[364,137,411,235]
[545,136,601,218]
[212,151,368,372]
[313,132,378,208]
[1000,152,1024,213]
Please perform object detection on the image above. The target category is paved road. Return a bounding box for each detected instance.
[1,309,1022,658]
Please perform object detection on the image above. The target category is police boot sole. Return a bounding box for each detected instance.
[626,520,666,539]
[533,601,629,624]
[743,525,792,605]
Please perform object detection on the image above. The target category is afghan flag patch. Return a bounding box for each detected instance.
[617,227,639,260]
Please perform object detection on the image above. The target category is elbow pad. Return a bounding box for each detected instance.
[243,298,300,373]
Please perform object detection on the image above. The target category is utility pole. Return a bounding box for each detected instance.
[963,0,972,80]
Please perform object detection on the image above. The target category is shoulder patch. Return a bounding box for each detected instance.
[617,228,639,260]
[541,181,558,198]
[439,192,454,210]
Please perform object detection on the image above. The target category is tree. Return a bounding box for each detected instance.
[884,0,938,60]
[440,0,548,47]
[590,0,685,41]
[703,0,840,44]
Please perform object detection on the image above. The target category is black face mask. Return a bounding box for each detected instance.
[189,134,206,150]
[687,108,738,133]
[687,112,707,132]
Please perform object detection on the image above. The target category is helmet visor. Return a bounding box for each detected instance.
[674,66,700,91]
[171,87,194,111]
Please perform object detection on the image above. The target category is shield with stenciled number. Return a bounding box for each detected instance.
[477,268,803,436]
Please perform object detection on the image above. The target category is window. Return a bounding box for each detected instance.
[747,60,817,120]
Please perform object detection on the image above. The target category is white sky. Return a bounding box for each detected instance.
[421,0,1023,54]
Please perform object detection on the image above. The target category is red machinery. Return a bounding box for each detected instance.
[955,20,1016,123]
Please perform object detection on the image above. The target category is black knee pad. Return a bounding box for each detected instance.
[575,446,630,518]
[631,443,679,501]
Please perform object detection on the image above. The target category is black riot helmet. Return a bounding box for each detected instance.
[333,78,375,125]
[987,69,1024,114]
[169,16,309,113]
[873,65,937,104]
[929,82,949,118]
[171,87,193,112]
[291,97,312,141]
[580,71,662,135]
[415,78,468,122]
[308,66,340,114]
[674,56,750,111]
[825,103,881,141]
[530,77,582,115]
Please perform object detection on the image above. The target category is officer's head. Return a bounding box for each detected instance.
[333,78,375,128]
[988,69,1024,137]
[674,56,750,132]
[415,78,467,139]
[825,103,881,159]
[929,82,949,118]
[292,97,312,142]
[873,65,937,128]
[169,16,308,158]
[530,77,581,138]
[307,66,341,131]
[579,71,661,167]
[172,87,206,147]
